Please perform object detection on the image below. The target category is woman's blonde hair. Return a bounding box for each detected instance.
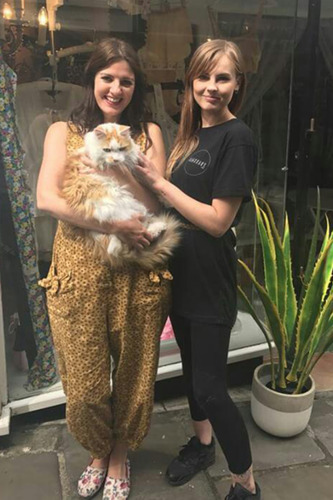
[167,39,246,177]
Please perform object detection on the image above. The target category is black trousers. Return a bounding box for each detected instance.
[170,313,252,475]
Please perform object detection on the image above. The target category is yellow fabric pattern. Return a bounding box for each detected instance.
[40,124,171,456]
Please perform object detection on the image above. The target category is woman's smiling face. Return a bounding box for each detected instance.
[94,60,135,122]
[192,54,239,122]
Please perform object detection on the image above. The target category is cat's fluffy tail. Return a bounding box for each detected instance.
[90,213,182,269]
[106,213,182,270]
[134,213,182,269]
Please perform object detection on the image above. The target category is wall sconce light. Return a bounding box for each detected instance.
[37,6,48,45]
[38,6,48,26]
[3,2,14,20]
[2,1,25,21]
[1,0,63,82]
[0,0,53,46]
[1,1,27,58]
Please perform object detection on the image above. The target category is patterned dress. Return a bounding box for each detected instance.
[40,124,171,457]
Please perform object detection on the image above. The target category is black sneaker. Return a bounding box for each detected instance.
[166,436,215,486]
[225,482,261,500]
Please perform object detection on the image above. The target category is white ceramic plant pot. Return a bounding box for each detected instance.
[251,363,315,438]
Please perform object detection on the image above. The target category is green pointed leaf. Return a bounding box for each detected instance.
[322,235,333,303]
[237,285,273,346]
[253,194,277,306]
[238,285,276,388]
[259,198,288,329]
[307,294,333,360]
[238,259,286,387]
[295,325,333,393]
[289,241,333,378]
[282,215,298,344]
[299,187,321,302]
[320,215,330,253]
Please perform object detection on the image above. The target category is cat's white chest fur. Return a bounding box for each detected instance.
[64,122,181,269]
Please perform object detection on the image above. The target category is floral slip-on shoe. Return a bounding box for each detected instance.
[77,462,107,498]
[102,459,131,500]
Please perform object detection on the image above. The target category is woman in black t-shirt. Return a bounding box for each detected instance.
[137,39,260,500]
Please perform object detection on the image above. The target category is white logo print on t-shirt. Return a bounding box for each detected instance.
[184,150,211,176]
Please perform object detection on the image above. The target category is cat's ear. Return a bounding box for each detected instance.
[119,125,131,138]
[94,126,107,139]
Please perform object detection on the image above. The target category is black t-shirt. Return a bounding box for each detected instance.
[169,118,257,326]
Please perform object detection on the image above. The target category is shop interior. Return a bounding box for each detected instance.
[0,0,332,409]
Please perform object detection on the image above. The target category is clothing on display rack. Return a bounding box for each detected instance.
[0,48,58,390]
[160,316,174,341]
[16,79,85,144]
[233,32,262,74]
[207,0,264,74]
[16,80,85,258]
[138,4,192,84]
[151,83,178,152]
[0,160,37,370]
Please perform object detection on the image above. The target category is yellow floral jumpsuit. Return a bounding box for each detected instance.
[40,125,172,458]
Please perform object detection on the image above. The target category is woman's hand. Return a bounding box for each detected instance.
[103,214,152,250]
[78,153,97,174]
[136,152,165,191]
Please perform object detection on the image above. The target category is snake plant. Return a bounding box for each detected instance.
[238,191,333,394]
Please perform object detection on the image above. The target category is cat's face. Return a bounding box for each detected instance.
[93,123,137,170]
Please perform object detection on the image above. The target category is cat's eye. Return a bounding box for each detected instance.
[118,146,127,151]
[103,148,112,153]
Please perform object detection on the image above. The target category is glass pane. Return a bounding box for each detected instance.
[286,0,333,278]
[212,1,299,323]
[0,0,302,402]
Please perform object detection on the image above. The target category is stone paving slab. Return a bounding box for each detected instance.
[2,394,333,499]
[60,411,215,499]
[129,412,216,499]
[216,464,333,500]
[182,404,325,478]
[0,422,61,456]
[0,452,62,500]
[59,426,92,499]
[309,399,333,456]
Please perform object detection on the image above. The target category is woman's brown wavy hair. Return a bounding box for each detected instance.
[167,39,246,177]
[70,37,151,147]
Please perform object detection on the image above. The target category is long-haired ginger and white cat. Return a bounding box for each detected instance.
[62,123,180,269]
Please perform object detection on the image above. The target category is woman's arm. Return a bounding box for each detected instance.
[145,122,167,175]
[37,122,152,248]
[136,155,242,238]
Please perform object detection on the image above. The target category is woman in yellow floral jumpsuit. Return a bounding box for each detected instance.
[37,38,171,500]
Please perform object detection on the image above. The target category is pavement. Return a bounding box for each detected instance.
[1,370,333,499]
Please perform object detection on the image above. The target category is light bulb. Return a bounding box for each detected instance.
[3,2,14,19]
[38,6,48,26]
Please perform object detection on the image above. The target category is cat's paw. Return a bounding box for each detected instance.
[107,236,123,256]
[147,221,168,239]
